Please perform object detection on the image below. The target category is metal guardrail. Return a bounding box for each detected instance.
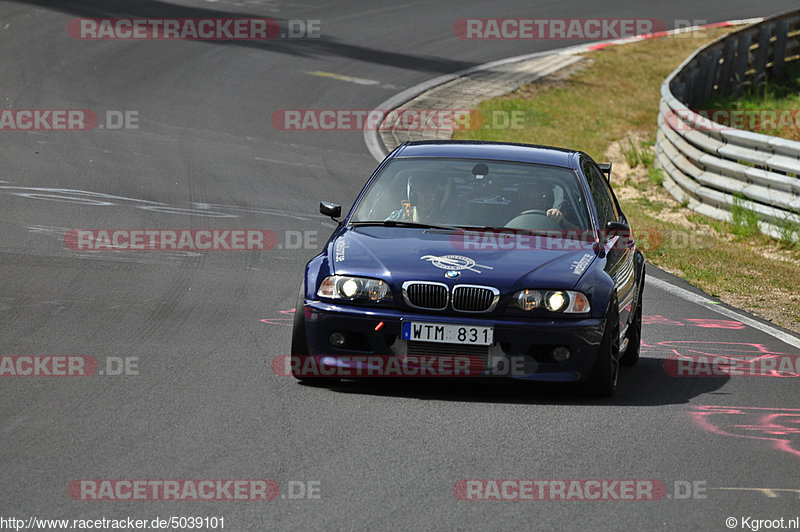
[655,10,800,240]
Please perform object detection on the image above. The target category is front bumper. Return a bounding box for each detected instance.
[298,300,606,382]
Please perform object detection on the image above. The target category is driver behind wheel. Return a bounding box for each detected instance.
[521,181,580,230]
[386,175,449,223]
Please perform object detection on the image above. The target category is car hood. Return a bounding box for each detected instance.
[329,226,597,290]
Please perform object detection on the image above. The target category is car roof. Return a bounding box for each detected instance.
[390,140,580,168]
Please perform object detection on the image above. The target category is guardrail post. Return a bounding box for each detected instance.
[732,34,752,97]
[753,25,772,85]
[685,68,699,107]
[701,49,722,104]
[772,19,789,80]
[717,39,737,98]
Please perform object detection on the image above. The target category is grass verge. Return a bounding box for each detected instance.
[702,62,800,142]
[454,28,800,332]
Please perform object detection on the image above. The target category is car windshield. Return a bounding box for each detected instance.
[350,157,591,232]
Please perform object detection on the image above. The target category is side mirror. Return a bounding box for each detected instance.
[320,201,342,223]
[605,221,632,246]
[606,221,629,231]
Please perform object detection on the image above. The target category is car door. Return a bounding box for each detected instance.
[582,158,636,334]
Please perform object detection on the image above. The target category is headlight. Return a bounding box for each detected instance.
[545,291,567,312]
[317,276,393,302]
[511,289,590,313]
[515,289,542,311]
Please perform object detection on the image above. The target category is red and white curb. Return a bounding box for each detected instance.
[578,18,762,51]
[363,18,762,161]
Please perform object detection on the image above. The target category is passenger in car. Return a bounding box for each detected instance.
[386,175,453,223]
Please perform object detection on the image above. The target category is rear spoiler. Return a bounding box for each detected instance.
[598,162,612,182]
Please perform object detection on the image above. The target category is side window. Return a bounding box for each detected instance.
[582,160,618,228]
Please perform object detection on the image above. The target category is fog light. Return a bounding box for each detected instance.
[329,332,346,347]
[552,346,570,362]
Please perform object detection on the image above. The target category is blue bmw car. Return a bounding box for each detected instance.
[291,141,645,396]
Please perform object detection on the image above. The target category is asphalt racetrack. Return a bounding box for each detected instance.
[1,1,799,530]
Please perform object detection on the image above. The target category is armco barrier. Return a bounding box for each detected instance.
[655,10,800,240]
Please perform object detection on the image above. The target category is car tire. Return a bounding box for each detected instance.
[585,302,620,397]
[620,296,642,367]
[290,284,338,386]
[620,270,645,366]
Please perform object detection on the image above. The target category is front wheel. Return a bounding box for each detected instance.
[585,305,620,397]
[290,285,337,386]
[620,298,642,366]
[620,273,645,366]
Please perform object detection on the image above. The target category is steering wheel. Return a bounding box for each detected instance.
[505,210,562,231]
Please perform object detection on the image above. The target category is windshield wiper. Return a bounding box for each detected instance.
[349,220,461,231]
[461,225,547,235]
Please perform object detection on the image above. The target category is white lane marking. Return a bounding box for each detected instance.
[0,186,162,204]
[306,70,380,85]
[254,156,325,169]
[27,225,71,239]
[647,276,800,350]
[190,202,313,221]
[711,487,800,498]
[306,71,403,90]
[138,205,236,217]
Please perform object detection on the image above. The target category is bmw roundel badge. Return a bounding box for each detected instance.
[445,270,460,279]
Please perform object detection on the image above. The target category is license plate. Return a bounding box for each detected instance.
[401,321,493,346]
